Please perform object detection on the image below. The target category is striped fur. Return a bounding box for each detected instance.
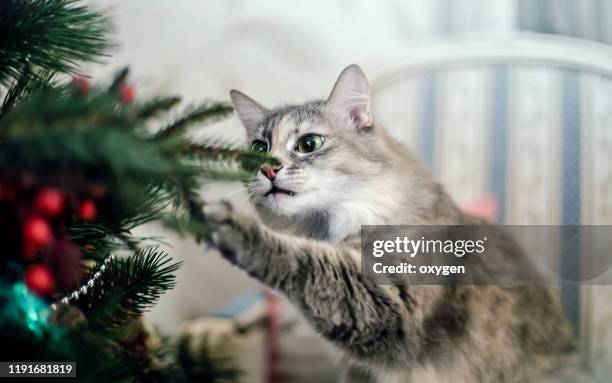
[204,65,587,382]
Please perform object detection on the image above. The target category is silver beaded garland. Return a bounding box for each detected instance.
[50,254,115,310]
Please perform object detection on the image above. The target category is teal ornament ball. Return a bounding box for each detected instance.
[0,282,51,338]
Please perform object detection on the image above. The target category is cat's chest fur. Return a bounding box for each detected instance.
[373,359,471,383]
[293,181,409,243]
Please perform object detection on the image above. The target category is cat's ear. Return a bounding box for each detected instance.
[230,89,268,137]
[326,64,373,130]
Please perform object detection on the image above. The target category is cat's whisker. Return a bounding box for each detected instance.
[223,186,250,197]
[237,191,257,205]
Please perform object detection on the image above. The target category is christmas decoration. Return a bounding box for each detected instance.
[71,75,91,95]
[53,254,114,308]
[78,199,97,221]
[0,0,274,381]
[119,83,135,104]
[25,265,55,296]
[35,188,64,217]
[23,216,53,248]
[0,281,54,338]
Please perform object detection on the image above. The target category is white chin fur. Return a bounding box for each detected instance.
[253,167,347,217]
[262,190,329,216]
[263,192,296,214]
[252,172,404,242]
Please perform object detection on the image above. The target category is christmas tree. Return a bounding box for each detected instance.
[0,0,272,381]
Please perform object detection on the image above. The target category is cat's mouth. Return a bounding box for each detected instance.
[264,185,296,197]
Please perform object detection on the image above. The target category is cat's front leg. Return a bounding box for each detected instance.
[202,200,298,285]
[202,200,265,268]
[202,201,418,367]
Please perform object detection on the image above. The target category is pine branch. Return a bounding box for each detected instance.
[0,87,132,136]
[182,142,280,172]
[135,96,181,121]
[0,0,111,85]
[0,2,249,379]
[0,73,274,256]
[68,223,122,263]
[173,179,207,241]
[0,67,57,115]
[108,67,129,92]
[74,248,181,332]
[161,214,208,240]
[156,102,233,139]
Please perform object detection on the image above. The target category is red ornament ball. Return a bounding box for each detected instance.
[36,188,64,217]
[25,265,56,296]
[79,199,97,221]
[71,75,91,95]
[119,84,135,105]
[23,216,53,248]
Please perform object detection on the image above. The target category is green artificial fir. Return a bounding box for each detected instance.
[0,0,273,381]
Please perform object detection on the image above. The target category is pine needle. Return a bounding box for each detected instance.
[75,248,181,332]
[0,0,112,85]
[156,102,233,138]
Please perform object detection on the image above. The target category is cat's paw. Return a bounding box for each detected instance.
[202,200,235,226]
[202,200,260,264]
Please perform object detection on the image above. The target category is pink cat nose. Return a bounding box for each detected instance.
[261,164,282,181]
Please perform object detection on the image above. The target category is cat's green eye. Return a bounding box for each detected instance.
[296,134,324,153]
[250,140,268,153]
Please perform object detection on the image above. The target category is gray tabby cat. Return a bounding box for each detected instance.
[202,65,585,382]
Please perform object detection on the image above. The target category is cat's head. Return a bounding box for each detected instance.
[231,64,392,217]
